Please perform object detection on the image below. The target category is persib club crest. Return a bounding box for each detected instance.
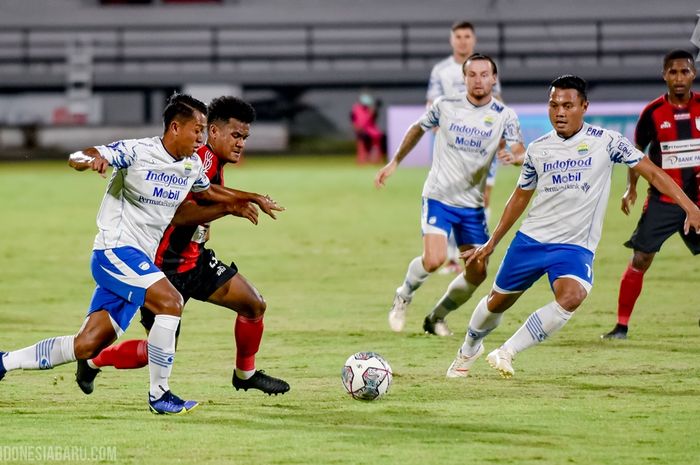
[483,115,495,127]
[184,160,193,175]
[577,143,589,156]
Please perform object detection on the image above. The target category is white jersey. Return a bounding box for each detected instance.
[518,123,644,252]
[426,55,502,102]
[418,95,523,208]
[92,137,210,260]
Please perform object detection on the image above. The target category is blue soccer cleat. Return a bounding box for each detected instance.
[0,352,6,381]
[148,390,198,415]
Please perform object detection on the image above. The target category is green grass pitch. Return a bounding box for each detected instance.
[0,156,698,464]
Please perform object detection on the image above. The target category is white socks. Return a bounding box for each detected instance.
[147,314,180,399]
[2,336,76,371]
[460,296,504,356]
[502,301,572,355]
[396,256,430,300]
[430,274,478,320]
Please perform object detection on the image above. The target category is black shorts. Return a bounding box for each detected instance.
[140,249,238,332]
[625,196,700,255]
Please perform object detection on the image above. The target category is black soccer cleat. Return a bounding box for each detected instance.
[75,359,101,395]
[232,370,290,396]
[601,323,628,340]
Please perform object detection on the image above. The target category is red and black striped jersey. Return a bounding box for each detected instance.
[155,145,225,274]
[635,92,700,205]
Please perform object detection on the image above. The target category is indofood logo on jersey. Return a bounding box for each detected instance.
[145,170,189,187]
[543,157,592,184]
[450,123,493,149]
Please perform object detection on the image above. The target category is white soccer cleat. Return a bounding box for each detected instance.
[388,294,411,332]
[487,347,515,379]
[446,344,484,378]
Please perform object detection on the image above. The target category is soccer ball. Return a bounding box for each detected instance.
[341,351,392,400]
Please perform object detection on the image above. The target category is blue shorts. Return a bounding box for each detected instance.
[421,198,489,247]
[494,232,594,294]
[88,247,165,336]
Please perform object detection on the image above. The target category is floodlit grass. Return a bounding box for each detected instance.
[0,155,698,465]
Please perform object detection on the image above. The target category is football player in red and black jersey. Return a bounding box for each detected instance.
[603,50,700,340]
[77,96,290,395]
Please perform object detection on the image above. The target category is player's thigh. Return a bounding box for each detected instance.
[493,232,546,294]
[208,273,266,317]
[551,277,588,311]
[422,233,448,269]
[486,289,523,313]
[545,244,594,301]
[144,277,183,316]
[626,198,684,253]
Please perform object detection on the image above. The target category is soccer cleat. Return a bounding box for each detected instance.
[388,294,411,332]
[446,344,484,378]
[601,324,628,340]
[0,351,6,382]
[75,359,101,395]
[487,347,515,379]
[148,390,199,415]
[438,260,462,275]
[423,316,453,337]
[232,370,290,395]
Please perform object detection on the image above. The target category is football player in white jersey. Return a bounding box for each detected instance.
[428,21,504,274]
[375,53,525,337]
[0,93,254,415]
[446,75,700,379]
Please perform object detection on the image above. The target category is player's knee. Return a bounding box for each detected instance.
[239,295,266,319]
[631,252,653,271]
[73,335,103,359]
[555,290,586,312]
[151,291,184,317]
[423,255,445,273]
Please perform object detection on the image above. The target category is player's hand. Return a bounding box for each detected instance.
[90,155,109,178]
[683,207,700,235]
[460,241,495,267]
[256,194,285,220]
[374,160,398,189]
[620,186,637,216]
[497,148,515,165]
[227,199,259,225]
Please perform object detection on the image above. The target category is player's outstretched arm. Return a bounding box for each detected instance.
[192,187,260,225]
[206,184,283,220]
[68,147,109,177]
[374,123,425,189]
[462,187,534,266]
[621,167,640,215]
[633,157,700,233]
[170,199,255,226]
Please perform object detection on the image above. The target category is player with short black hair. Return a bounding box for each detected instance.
[78,95,290,396]
[0,92,253,414]
[447,75,700,379]
[602,50,700,340]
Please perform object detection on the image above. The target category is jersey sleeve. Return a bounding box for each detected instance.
[607,131,644,167]
[426,65,444,102]
[95,139,142,169]
[501,108,524,145]
[418,98,442,131]
[517,149,538,190]
[634,106,655,151]
[190,162,211,193]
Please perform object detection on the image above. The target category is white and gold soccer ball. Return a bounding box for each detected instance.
[341,352,392,401]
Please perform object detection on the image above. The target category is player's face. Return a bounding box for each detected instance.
[208,118,250,164]
[450,27,476,58]
[548,88,588,138]
[171,111,207,159]
[464,59,496,100]
[663,58,696,100]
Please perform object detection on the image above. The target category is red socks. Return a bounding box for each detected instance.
[617,264,645,326]
[235,315,264,372]
[91,339,149,369]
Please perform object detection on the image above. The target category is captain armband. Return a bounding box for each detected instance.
[68,151,95,164]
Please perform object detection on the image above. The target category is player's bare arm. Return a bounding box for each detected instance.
[374,123,425,188]
[632,157,700,233]
[170,199,251,226]
[192,186,260,225]
[621,166,641,215]
[205,184,283,220]
[462,187,535,266]
[68,147,109,177]
[497,142,526,166]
